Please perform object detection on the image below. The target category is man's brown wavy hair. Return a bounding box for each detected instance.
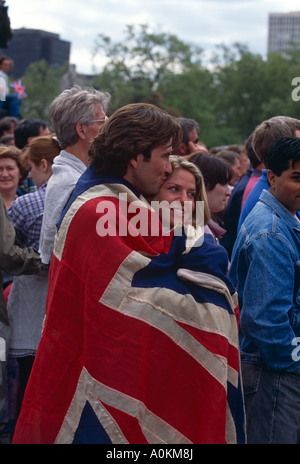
[89,103,182,177]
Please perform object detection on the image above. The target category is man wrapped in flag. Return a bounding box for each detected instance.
[13,103,245,444]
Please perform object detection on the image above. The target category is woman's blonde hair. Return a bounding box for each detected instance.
[168,155,210,226]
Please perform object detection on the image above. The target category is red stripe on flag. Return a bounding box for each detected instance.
[84,304,228,443]
[13,192,242,444]
[176,321,239,373]
[100,400,149,444]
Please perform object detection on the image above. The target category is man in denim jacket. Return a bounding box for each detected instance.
[229,136,300,444]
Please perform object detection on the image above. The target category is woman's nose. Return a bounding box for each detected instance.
[178,191,189,203]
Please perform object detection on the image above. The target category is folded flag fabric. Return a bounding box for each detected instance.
[13,166,245,444]
[10,79,27,99]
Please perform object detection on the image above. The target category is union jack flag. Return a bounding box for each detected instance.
[10,79,27,99]
[13,166,245,444]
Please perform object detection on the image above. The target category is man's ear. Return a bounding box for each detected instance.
[128,153,143,169]
[267,169,276,189]
[75,122,86,140]
[40,159,48,172]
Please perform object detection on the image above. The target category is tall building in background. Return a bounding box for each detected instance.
[0,28,71,77]
[268,11,300,55]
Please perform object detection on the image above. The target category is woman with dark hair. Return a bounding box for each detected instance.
[189,153,232,243]
[216,150,242,187]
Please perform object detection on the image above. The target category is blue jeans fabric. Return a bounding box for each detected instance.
[229,189,300,373]
[242,360,300,443]
[238,170,268,230]
[0,94,22,118]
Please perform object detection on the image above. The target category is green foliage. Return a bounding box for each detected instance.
[157,64,218,146]
[20,60,67,123]
[92,24,203,111]
[15,25,300,149]
[212,44,267,141]
[92,25,300,148]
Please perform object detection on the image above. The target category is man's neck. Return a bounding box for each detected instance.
[64,143,89,166]
[269,188,296,216]
[2,190,16,210]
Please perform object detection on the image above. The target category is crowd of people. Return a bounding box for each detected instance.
[0,81,300,445]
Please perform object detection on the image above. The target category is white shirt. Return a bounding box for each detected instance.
[0,69,8,100]
[39,150,86,264]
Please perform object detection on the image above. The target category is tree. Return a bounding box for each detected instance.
[21,60,67,122]
[92,24,203,110]
[212,43,266,142]
[158,64,217,147]
[259,50,300,121]
[210,44,300,144]
[91,25,300,148]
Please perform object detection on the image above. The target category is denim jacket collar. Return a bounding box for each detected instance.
[259,189,300,232]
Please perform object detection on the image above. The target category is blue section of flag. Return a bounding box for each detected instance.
[72,401,112,444]
[132,233,235,313]
[227,380,246,444]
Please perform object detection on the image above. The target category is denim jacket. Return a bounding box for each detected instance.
[229,189,300,373]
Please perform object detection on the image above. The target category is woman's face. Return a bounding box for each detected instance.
[28,160,51,189]
[156,168,197,228]
[230,159,242,185]
[206,183,231,214]
[0,157,21,195]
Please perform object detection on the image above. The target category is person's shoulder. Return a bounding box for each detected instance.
[242,198,297,251]
[50,158,85,185]
[13,190,43,218]
[242,200,274,235]
[12,192,32,211]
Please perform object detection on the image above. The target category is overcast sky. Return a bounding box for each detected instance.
[5,0,300,74]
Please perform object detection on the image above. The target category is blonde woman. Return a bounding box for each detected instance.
[156,155,234,282]
[155,155,210,231]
